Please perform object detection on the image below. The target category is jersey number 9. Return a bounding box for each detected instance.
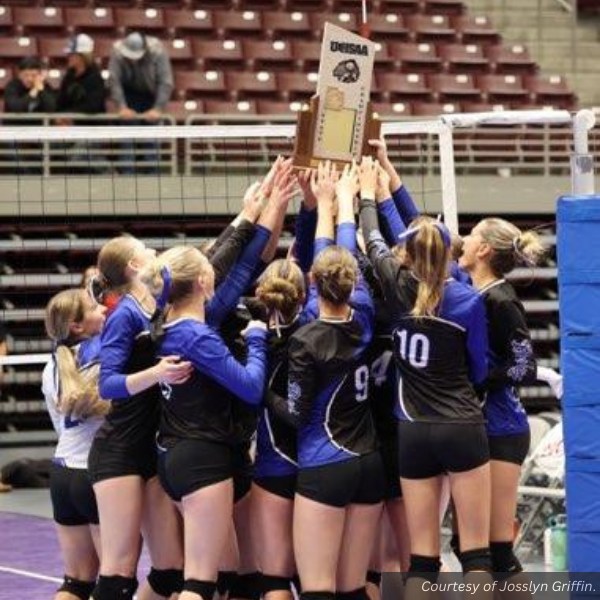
[396,330,430,369]
[355,365,369,402]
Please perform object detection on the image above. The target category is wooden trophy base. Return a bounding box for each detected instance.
[292,96,381,171]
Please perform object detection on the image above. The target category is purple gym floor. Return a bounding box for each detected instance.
[0,509,152,599]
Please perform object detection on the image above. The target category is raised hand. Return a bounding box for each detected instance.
[310,160,338,214]
[359,156,379,200]
[297,168,317,211]
[375,163,392,203]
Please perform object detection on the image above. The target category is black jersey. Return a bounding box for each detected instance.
[360,199,488,424]
[480,279,536,436]
[96,295,160,446]
[287,285,376,468]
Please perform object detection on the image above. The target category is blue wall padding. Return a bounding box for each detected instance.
[563,407,600,459]
[565,466,600,532]
[568,532,600,571]
[557,194,600,570]
[562,349,600,406]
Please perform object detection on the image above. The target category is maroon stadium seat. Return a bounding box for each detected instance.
[428,73,480,101]
[525,74,576,108]
[422,0,464,15]
[164,8,214,35]
[165,99,204,121]
[113,8,166,33]
[412,101,461,116]
[188,0,233,8]
[165,38,194,66]
[174,70,227,99]
[376,72,432,102]
[373,42,395,68]
[0,6,13,32]
[378,0,421,14]
[64,7,116,33]
[236,0,282,9]
[226,70,278,100]
[453,14,500,45]
[291,40,322,71]
[363,13,409,42]
[213,10,264,38]
[439,44,489,73]
[485,44,537,74]
[276,71,318,101]
[371,101,413,117]
[309,13,359,38]
[205,99,258,115]
[390,42,442,72]
[256,99,304,115]
[93,37,119,61]
[0,37,38,63]
[193,39,245,70]
[285,0,330,11]
[405,14,457,43]
[243,40,295,70]
[263,11,312,39]
[39,37,73,62]
[13,7,65,34]
[478,74,528,103]
[462,101,509,113]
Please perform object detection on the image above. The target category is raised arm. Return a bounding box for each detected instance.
[312,161,338,259]
[293,168,318,273]
[335,162,359,254]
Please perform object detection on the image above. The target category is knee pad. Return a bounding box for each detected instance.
[366,570,382,587]
[262,574,292,595]
[183,579,217,600]
[217,571,238,596]
[301,592,336,600]
[336,587,370,600]
[229,572,261,600]
[406,555,441,584]
[490,542,523,578]
[460,547,493,573]
[58,576,96,600]
[147,567,184,597]
[92,575,138,600]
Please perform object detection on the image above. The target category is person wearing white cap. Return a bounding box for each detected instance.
[108,32,173,121]
[56,34,107,117]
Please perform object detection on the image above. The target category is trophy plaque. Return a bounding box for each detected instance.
[293,22,381,169]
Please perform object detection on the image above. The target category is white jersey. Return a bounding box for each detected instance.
[42,353,104,470]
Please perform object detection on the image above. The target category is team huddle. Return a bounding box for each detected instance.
[43,139,559,600]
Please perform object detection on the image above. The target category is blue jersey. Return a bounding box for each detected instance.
[96,294,160,445]
[157,317,267,446]
[479,279,535,436]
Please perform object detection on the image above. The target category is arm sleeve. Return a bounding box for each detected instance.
[207,224,271,328]
[4,81,32,113]
[378,198,407,243]
[209,219,255,287]
[483,300,537,392]
[206,224,235,260]
[314,236,334,260]
[108,54,126,108]
[287,335,317,428]
[98,308,138,400]
[336,222,357,255]
[392,185,420,225]
[153,51,174,111]
[360,198,403,304]
[186,327,268,405]
[466,295,489,386]
[265,388,299,428]
[294,205,317,273]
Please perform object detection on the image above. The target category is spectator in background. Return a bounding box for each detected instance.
[4,58,56,114]
[108,32,173,121]
[56,34,107,118]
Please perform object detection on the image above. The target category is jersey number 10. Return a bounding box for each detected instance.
[395,330,430,369]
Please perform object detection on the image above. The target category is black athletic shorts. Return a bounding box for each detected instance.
[158,438,235,502]
[397,421,489,480]
[296,451,384,508]
[232,442,254,503]
[88,436,157,484]
[488,431,531,466]
[50,462,99,526]
[380,440,402,500]
[254,474,297,500]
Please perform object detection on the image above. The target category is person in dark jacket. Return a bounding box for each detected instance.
[4,57,56,114]
[56,34,107,117]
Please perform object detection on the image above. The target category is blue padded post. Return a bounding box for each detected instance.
[557,195,600,571]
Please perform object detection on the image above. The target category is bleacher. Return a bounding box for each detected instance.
[0,0,577,118]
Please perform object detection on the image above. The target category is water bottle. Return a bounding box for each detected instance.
[551,514,568,571]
